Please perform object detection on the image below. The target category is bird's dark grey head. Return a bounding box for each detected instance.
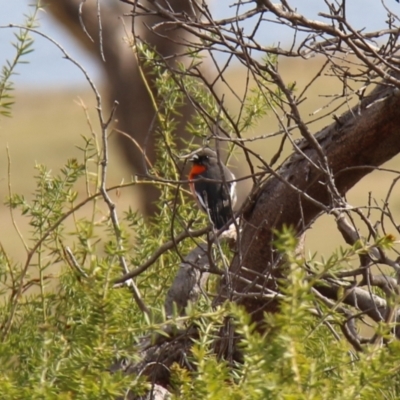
[188,148,217,164]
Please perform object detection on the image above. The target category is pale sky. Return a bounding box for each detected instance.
[0,0,398,89]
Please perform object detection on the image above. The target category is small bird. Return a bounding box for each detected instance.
[186,148,236,229]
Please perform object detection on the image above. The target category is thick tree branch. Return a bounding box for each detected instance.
[225,80,400,321]
[164,243,210,316]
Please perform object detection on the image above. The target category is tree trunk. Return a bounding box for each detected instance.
[224,81,400,322]
[45,0,199,215]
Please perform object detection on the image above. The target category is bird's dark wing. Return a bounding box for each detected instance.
[195,168,234,229]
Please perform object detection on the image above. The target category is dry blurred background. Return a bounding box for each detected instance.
[1,0,400,265]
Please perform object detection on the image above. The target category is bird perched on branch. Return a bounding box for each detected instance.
[185,148,236,229]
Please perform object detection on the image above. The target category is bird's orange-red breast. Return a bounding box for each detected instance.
[189,164,207,180]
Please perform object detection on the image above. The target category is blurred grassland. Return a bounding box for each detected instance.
[1,55,400,267]
[0,88,140,263]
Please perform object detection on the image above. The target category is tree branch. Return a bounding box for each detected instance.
[225,79,400,321]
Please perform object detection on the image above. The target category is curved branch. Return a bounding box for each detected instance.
[225,79,400,321]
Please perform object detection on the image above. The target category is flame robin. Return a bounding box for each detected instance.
[186,148,236,229]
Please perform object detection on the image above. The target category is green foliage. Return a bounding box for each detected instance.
[0,3,41,117]
[169,230,400,400]
[0,125,200,397]
[0,38,216,398]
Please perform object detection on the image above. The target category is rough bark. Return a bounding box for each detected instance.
[164,243,209,316]
[225,81,400,321]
